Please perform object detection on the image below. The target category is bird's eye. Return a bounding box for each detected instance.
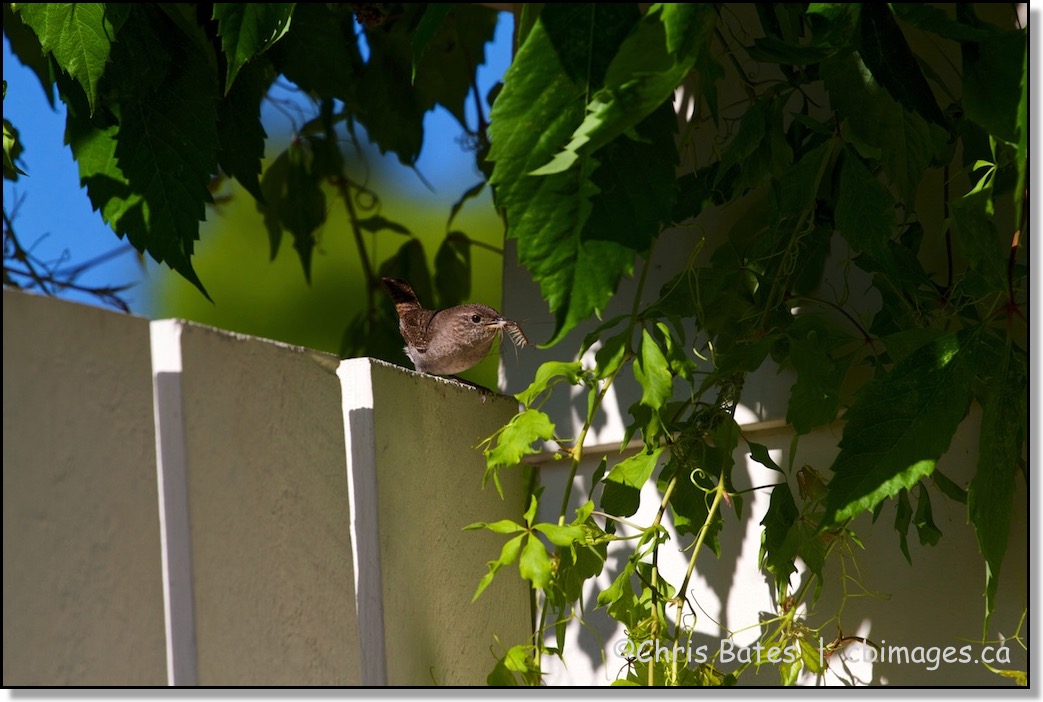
[471,314,482,324]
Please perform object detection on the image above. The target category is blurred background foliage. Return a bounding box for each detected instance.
[3,3,514,386]
[150,113,508,383]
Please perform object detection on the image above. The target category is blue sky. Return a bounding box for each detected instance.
[3,10,513,316]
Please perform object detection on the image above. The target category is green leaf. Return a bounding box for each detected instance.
[486,655,519,686]
[983,663,1027,687]
[880,328,945,367]
[820,328,980,528]
[894,489,913,564]
[66,9,218,299]
[747,36,836,65]
[465,519,524,535]
[777,140,834,219]
[633,328,672,415]
[533,523,585,547]
[472,533,524,601]
[656,424,733,551]
[488,4,651,346]
[16,3,120,114]
[357,4,496,163]
[212,3,294,93]
[552,524,607,604]
[714,335,778,377]
[357,215,412,236]
[806,3,861,52]
[776,652,801,687]
[447,181,486,230]
[931,469,967,504]
[531,3,715,175]
[502,644,538,678]
[968,342,1026,636]
[822,51,948,205]
[748,441,782,473]
[515,361,586,407]
[961,26,1026,145]
[410,4,455,81]
[602,447,664,518]
[857,3,946,129]
[3,113,27,179]
[483,409,556,496]
[785,317,856,434]
[3,4,57,107]
[653,322,696,380]
[950,189,1008,291]
[519,533,552,590]
[1013,43,1028,232]
[912,484,942,546]
[217,59,272,203]
[271,3,361,100]
[889,4,1004,43]
[596,557,637,613]
[558,99,679,340]
[593,329,630,381]
[259,138,329,280]
[411,4,498,128]
[714,95,792,197]
[835,147,897,261]
[760,481,799,591]
[523,493,539,526]
[358,14,422,162]
[434,231,472,307]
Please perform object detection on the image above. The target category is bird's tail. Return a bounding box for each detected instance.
[381,277,423,314]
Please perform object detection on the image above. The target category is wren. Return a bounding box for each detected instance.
[381,277,528,376]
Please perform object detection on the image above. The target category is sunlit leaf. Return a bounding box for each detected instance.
[483,409,556,497]
[821,328,979,528]
[634,328,672,414]
[489,4,678,345]
[519,533,552,590]
[16,3,122,114]
[472,533,524,601]
[212,3,294,93]
[515,361,586,407]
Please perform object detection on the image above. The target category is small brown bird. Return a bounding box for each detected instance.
[381,277,528,376]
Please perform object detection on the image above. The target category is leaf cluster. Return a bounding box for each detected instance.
[3,2,500,340]
[476,2,1026,686]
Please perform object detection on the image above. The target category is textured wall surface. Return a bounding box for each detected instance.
[3,291,167,685]
[3,289,530,687]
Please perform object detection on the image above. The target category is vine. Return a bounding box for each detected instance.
[472,3,1027,687]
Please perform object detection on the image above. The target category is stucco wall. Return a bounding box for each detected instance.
[2,289,529,686]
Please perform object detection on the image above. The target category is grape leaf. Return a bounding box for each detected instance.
[212,3,294,93]
[17,3,123,114]
[820,328,979,528]
[66,8,218,298]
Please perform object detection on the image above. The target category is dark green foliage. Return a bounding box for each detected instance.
[473,3,1025,686]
